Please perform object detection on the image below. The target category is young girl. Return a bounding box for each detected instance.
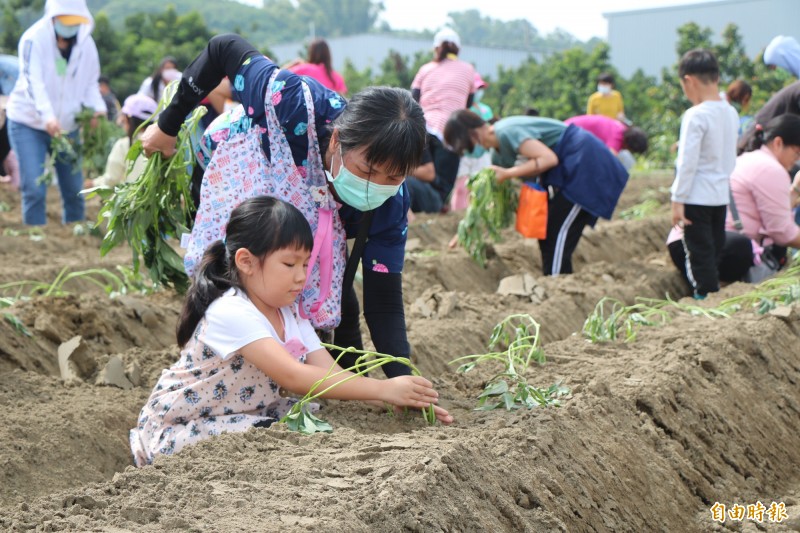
[130,196,452,466]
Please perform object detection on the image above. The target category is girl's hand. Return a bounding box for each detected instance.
[382,375,440,409]
[141,123,177,158]
[490,165,512,182]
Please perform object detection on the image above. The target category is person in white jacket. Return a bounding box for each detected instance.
[6,0,106,226]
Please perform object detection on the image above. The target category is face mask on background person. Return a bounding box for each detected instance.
[325,147,401,211]
[54,20,80,39]
[473,89,485,104]
[597,84,612,95]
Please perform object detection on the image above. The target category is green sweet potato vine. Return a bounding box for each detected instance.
[85,81,206,292]
[457,168,517,267]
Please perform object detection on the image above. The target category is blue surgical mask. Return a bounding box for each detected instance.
[54,20,80,39]
[474,89,485,104]
[326,147,401,211]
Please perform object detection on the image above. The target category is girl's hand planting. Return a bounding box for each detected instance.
[383,376,453,424]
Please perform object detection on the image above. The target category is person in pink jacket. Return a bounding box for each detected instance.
[286,39,347,96]
[668,114,800,283]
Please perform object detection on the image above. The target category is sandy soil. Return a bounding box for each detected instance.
[0,173,798,532]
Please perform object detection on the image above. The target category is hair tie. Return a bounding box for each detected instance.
[755,123,763,131]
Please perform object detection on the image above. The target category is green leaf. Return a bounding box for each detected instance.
[478,379,509,399]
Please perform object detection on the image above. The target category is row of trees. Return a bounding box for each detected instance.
[1,0,598,58]
[0,0,792,167]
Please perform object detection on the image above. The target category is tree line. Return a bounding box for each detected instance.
[1,0,791,166]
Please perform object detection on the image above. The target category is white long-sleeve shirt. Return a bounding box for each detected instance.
[6,0,106,133]
[671,100,738,206]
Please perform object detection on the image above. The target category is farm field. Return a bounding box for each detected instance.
[0,172,799,532]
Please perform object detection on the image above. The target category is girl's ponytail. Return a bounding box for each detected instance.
[176,240,231,347]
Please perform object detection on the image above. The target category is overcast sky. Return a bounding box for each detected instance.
[379,0,713,41]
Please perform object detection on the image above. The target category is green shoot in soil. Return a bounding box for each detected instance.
[451,314,569,410]
[457,168,517,268]
[618,198,661,220]
[3,313,31,337]
[87,81,207,293]
[719,263,800,315]
[582,294,730,343]
[0,265,156,301]
[280,343,436,434]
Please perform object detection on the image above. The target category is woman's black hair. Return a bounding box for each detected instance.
[443,109,486,156]
[150,56,179,102]
[622,127,648,154]
[436,41,460,62]
[331,86,426,176]
[308,39,334,85]
[741,114,800,154]
[176,196,314,347]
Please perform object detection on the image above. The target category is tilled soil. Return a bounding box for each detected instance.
[0,175,798,532]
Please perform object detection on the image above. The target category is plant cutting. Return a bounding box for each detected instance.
[582,294,730,343]
[280,343,437,434]
[86,81,207,292]
[457,168,517,267]
[450,314,569,410]
[37,134,79,186]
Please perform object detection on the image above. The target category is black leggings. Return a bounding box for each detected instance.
[538,192,597,276]
[668,230,753,286]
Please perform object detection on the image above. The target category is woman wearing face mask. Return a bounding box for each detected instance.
[5,0,106,226]
[142,34,426,378]
[586,72,626,122]
[138,56,181,104]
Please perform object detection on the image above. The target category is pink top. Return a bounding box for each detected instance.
[666,145,800,246]
[564,115,626,152]
[411,58,475,137]
[288,63,347,94]
[726,146,800,246]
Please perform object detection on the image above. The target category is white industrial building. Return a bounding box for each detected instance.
[604,0,800,77]
[270,34,541,79]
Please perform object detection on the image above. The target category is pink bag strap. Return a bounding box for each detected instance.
[299,207,334,318]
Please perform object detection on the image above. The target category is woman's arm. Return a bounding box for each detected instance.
[493,138,558,182]
[142,34,260,157]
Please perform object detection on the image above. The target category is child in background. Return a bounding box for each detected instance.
[130,196,452,466]
[586,73,626,121]
[668,49,739,299]
[87,93,156,189]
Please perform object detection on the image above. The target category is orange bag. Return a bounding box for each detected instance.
[515,183,548,239]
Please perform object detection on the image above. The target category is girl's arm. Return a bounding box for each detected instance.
[239,339,439,409]
[493,138,558,182]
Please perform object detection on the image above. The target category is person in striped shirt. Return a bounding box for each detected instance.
[409,28,475,212]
